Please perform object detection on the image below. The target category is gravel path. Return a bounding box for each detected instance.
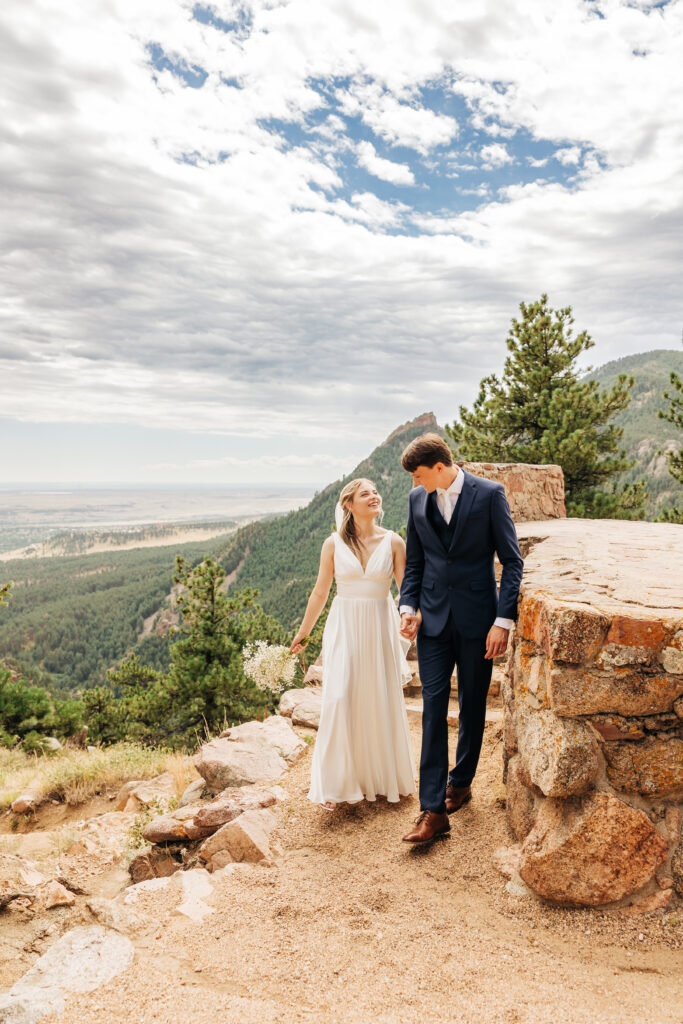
[44,712,682,1024]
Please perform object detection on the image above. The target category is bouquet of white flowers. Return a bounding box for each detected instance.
[242,640,298,693]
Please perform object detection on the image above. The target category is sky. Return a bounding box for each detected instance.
[1,0,682,486]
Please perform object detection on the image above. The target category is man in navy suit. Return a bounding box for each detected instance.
[398,433,523,845]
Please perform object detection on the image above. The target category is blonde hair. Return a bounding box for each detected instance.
[337,478,381,558]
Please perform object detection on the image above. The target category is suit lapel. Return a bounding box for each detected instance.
[416,488,440,545]
[448,471,476,553]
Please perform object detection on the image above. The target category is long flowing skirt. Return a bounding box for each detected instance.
[308,595,416,805]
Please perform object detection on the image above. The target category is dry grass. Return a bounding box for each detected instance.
[0,744,198,809]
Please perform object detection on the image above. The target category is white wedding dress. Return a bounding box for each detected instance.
[308,530,417,806]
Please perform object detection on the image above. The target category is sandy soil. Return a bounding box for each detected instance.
[37,711,682,1024]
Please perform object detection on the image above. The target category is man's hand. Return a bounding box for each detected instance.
[485,624,510,660]
[400,610,422,642]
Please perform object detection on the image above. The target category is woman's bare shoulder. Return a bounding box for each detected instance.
[390,531,406,551]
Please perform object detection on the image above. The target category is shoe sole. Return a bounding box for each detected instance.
[402,828,450,845]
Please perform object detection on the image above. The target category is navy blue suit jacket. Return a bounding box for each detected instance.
[399,470,524,638]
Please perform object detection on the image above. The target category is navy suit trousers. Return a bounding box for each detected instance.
[417,614,492,813]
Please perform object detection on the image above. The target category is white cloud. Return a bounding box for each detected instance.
[555,146,582,165]
[0,0,682,482]
[480,143,513,169]
[356,141,415,185]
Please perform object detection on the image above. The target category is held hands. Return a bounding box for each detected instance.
[400,609,422,642]
[485,624,510,660]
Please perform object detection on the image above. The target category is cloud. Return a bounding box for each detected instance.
[480,143,513,169]
[356,141,415,185]
[0,0,682,482]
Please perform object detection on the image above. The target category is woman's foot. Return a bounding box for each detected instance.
[322,801,337,811]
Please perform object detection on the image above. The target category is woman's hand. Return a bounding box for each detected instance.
[290,633,309,655]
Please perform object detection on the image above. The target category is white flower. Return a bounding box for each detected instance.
[242,641,297,693]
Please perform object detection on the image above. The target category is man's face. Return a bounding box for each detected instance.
[411,463,450,493]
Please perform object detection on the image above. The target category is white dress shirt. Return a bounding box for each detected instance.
[400,469,514,631]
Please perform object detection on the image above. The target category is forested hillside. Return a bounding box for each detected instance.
[588,349,683,517]
[0,535,233,696]
[217,413,439,627]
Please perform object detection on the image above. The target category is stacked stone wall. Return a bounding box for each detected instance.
[462,462,566,522]
[504,519,683,909]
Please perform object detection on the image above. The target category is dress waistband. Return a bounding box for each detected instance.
[336,580,391,600]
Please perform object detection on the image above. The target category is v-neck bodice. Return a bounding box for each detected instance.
[332,531,393,599]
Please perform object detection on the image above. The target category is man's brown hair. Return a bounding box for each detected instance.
[400,433,454,472]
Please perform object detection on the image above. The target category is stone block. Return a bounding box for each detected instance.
[516,702,599,797]
[660,630,683,674]
[519,792,668,906]
[516,594,609,664]
[505,755,540,841]
[548,664,683,717]
[602,736,683,797]
[597,616,670,669]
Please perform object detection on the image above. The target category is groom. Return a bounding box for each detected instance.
[398,433,523,845]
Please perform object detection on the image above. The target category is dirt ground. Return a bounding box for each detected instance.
[33,709,682,1024]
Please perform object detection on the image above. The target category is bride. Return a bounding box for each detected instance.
[290,478,416,811]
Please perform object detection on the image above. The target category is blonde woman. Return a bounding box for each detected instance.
[291,479,416,810]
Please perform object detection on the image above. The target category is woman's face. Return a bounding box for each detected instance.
[349,479,382,518]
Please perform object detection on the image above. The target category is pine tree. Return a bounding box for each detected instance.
[446,295,646,518]
[657,365,683,523]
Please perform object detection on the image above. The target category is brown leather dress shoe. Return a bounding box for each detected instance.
[402,809,450,845]
[445,783,472,814]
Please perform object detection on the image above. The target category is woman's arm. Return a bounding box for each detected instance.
[391,532,407,592]
[290,536,335,653]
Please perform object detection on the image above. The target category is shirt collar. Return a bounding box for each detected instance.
[446,467,464,498]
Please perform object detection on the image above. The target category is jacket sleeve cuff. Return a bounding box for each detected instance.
[399,605,417,616]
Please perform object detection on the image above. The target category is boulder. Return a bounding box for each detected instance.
[303,664,323,686]
[116,772,177,812]
[11,780,43,815]
[195,736,288,793]
[516,702,599,797]
[193,786,277,830]
[279,687,322,728]
[178,778,207,807]
[219,715,306,765]
[505,755,540,841]
[198,809,278,870]
[492,845,522,879]
[602,736,683,797]
[0,926,133,1024]
[127,846,182,884]
[141,807,214,844]
[519,792,668,906]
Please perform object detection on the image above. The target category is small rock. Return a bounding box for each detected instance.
[492,845,522,879]
[178,778,207,807]
[40,737,62,752]
[279,687,322,729]
[43,881,76,909]
[86,897,145,934]
[621,889,673,915]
